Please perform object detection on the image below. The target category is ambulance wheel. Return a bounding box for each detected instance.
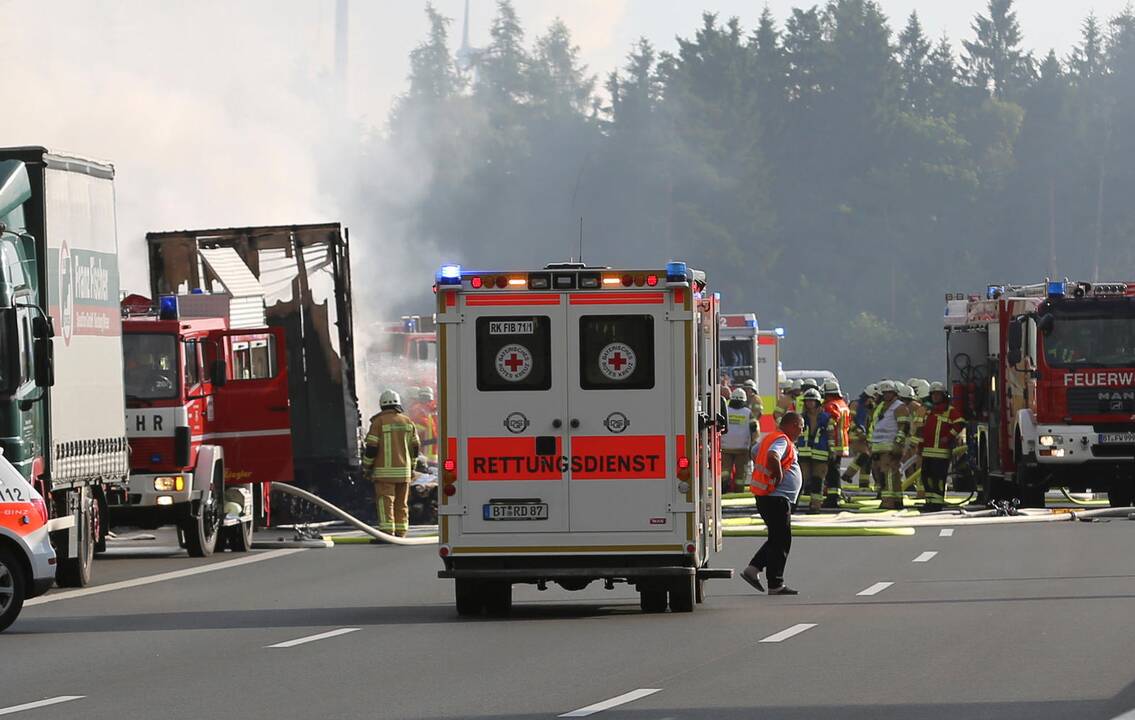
[226,520,253,553]
[482,582,512,617]
[669,576,695,613]
[639,587,667,614]
[57,490,95,588]
[0,547,27,633]
[455,579,482,617]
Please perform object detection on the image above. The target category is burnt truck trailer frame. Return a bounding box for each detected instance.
[143,224,363,515]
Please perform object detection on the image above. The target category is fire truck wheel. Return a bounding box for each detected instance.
[482,582,512,617]
[455,579,483,617]
[57,489,95,588]
[639,586,667,614]
[226,520,253,553]
[669,576,695,613]
[182,473,223,558]
[0,547,27,633]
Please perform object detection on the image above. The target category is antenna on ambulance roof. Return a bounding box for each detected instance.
[578,216,584,264]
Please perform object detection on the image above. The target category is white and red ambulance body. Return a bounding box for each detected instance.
[0,455,58,631]
[435,262,729,615]
[116,294,293,555]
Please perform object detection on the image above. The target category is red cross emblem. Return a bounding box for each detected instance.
[607,352,627,371]
[504,353,524,372]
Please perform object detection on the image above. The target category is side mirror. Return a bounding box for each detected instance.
[1007,319,1023,367]
[33,336,53,388]
[31,314,54,339]
[210,359,227,387]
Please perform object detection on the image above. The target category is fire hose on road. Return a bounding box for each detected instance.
[271,482,439,546]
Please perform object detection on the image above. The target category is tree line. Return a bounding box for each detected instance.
[364,0,1135,392]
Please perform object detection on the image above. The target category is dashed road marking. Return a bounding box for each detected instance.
[267,627,361,648]
[0,696,84,716]
[559,689,661,717]
[857,581,894,596]
[939,528,955,537]
[26,549,306,606]
[913,551,938,563]
[759,623,817,643]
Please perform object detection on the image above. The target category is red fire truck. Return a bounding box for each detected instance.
[945,280,1135,507]
[434,261,730,616]
[114,293,293,555]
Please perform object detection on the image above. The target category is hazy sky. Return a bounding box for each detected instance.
[2,0,1129,297]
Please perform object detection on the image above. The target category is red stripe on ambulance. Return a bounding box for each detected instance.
[467,436,564,481]
[571,435,667,480]
[569,292,665,306]
[465,293,561,307]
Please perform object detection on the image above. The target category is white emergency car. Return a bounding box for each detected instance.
[434,261,731,616]
[0,454,59,631]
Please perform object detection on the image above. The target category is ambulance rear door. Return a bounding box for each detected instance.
[566,291,673,533]
[456,294,569,534]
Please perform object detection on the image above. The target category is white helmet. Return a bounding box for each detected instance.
[801,388,823,403]
[928,381,949,396]
[897,382,915,401]
[418,386,435,401]
[822,379,841,396]
[800,378,820,391]
[379,389,402,409]
[790,379,803,392]
[864,383,879,397]
[909,378,931,400]
[730,388,747,402]
[877,380,897,395]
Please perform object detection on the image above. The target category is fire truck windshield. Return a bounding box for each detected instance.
[719,338,754,376]
[1042,316,1135,368]
[124,333,178,400]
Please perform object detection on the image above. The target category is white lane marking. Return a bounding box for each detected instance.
[559,689,661,717]
[1109,708,1135,719]
[939,528,955,537]
[267,627,361,649]
[857,581,894,596]
[759,623,817,643]
[26,549,305,606]
[0,696,84,716]
[913,551,938,563]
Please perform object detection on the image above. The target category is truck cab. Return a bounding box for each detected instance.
[435,262,730,616]
[116,294,293,555]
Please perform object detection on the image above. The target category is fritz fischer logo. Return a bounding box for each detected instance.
[59,242,74,344]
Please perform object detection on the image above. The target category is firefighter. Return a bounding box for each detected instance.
[869,380,911,510]
[363,390,421,537]
[797,388,831,513]
[795,378,820,413]
[822,379,851,509]
[721,388,757,493]
[842,383,878,491]
[902,380,930,498]
[741,379,763,421]
[774,378,794,423]
[777,379,800,423]
[917,382,965,512]
[409,386,439,465]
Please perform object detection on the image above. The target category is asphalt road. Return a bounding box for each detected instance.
[3,519,1135,720]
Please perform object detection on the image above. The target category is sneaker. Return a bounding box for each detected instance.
[768,585,799,596]
[740,565,765,593]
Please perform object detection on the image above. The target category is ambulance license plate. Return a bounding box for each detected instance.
[483,502,549,521]
[1099,432,1135,444]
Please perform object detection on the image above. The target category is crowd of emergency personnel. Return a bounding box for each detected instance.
[719,375,967,514]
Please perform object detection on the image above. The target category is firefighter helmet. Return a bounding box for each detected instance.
[379,389,403,409]
[822,379,842,396]
[730,388,747,402]
[801,388,823,402]
[800,378,820,391]
[864,383,879,398]
[742,378,759,391]
[419,387,435,401]
[909,378,931,400]
[928,381,948,396]
[897,382,915,401]
[790,379,803,392]
[877,380,897,395]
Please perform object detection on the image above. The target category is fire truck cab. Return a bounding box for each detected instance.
[434,262,730,616]
[945,281,1135,507]
[116,294,293,555]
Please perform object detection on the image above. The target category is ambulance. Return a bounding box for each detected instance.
[1,454,59,632]
[434,262,731,616]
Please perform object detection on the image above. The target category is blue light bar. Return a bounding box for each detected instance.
[745,318,758,328]
[773,327,785,337]
[1047,281,1067,298]
[986,285,1003,299]
[158,295,178,320]
[665,262,688,282]
[436,264,462,286]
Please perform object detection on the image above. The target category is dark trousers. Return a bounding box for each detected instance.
[922,457,950,502]
[750,495,793,589]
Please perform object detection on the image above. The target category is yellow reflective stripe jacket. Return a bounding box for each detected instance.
[362,410,421,482]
